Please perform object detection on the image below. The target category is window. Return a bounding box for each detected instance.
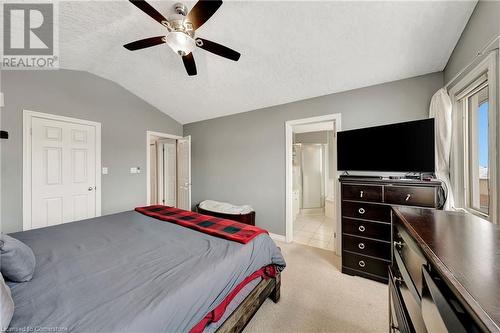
[451,53,497,223]
[465,83,490,215]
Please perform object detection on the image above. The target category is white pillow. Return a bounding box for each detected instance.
[0,273,14,332]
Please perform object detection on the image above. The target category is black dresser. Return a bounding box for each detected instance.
[340,178,444,283]
[390,207,500,333]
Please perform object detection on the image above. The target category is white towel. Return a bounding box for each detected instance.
[199,200,254,215]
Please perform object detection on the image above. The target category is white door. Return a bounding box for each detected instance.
[30,116,98,229]
[150,142,158,204]
[301,144,324,209]
[162,140,177,207]
[177,136,191,210]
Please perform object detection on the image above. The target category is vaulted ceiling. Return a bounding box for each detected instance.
[58,1,476,124]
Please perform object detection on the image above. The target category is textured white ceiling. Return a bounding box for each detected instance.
[58,1,476,124]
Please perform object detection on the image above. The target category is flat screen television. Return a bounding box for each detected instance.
[337,119,435,173]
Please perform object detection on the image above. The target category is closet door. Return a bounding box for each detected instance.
[162,141,177,207]
[150,142,158,204]
[177,136,191,210]
[30,116,98,229]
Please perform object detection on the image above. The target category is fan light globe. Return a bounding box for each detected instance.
[165,31,195,56]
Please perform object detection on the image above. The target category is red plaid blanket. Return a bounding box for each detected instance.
[135,205,267,244]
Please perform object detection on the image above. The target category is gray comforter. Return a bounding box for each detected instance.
[7,211,286,333]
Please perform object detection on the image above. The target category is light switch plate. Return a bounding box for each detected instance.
[102,167,108,175]
[130,167,137,174]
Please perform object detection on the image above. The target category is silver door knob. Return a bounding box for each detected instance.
[358,243,365,250]
[88,187,93,191]
[358,225,366,232]
[358,208,365,214]
[358,261,366,268]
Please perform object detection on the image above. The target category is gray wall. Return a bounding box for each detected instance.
[443,1,500,224]
[1,70,182,233]
[444,0,500,82]
[184,72,443,235]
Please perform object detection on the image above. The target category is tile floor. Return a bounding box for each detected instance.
[293,212,335,251]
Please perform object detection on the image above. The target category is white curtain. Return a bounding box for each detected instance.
[429,88,455,210]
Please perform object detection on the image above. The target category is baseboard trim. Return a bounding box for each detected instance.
[269,233,287,243]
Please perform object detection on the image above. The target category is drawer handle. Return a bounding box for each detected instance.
[358,208,366,214]
[394,241,403,249]
[358,243,365,250]
[405,194,411,201]
[358,225,366,232]
[358,260,366,268]
[360,190,364,198]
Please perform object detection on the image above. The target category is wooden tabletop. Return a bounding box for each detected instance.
[393,207,500,333]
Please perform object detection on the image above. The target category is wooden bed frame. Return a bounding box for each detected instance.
[196,203,279,332]
[217,272,281,333]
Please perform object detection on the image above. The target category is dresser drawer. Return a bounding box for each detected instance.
[342,251,389,278]
[343,218,391,241]
[343,234,391,260]
[342,184,383,202]
[389,267,414,333]
[394,223,427,299]
[421,266,480,333]
[342,201,391,222]
[385,185,436,208]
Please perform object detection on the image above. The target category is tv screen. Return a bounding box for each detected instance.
[337,119,435,172]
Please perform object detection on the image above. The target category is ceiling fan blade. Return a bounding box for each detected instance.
[124,36,165,51]
[129,0,168,26]
[186,0,223,30]
[182,53,197,76]
[196,38,240,61]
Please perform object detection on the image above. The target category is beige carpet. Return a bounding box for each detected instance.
[244,241,388,333]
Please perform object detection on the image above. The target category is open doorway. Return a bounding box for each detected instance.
[146,131,192,210]
[285,114,341,254]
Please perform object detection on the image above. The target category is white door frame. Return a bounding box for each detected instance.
[146,131,183,205]
[285,114,342,253]
[23,110,102,231]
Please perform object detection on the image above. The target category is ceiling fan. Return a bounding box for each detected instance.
[124,0,240,76]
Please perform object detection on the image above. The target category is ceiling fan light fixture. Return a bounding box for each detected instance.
[165,31,195,56]
[125,0,240,75]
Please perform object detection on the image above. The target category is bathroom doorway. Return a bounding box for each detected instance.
[285,114,341,254]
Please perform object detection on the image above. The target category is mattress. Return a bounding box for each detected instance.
[7,211,286,332]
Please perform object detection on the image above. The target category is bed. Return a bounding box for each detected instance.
[6,209,285,332]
